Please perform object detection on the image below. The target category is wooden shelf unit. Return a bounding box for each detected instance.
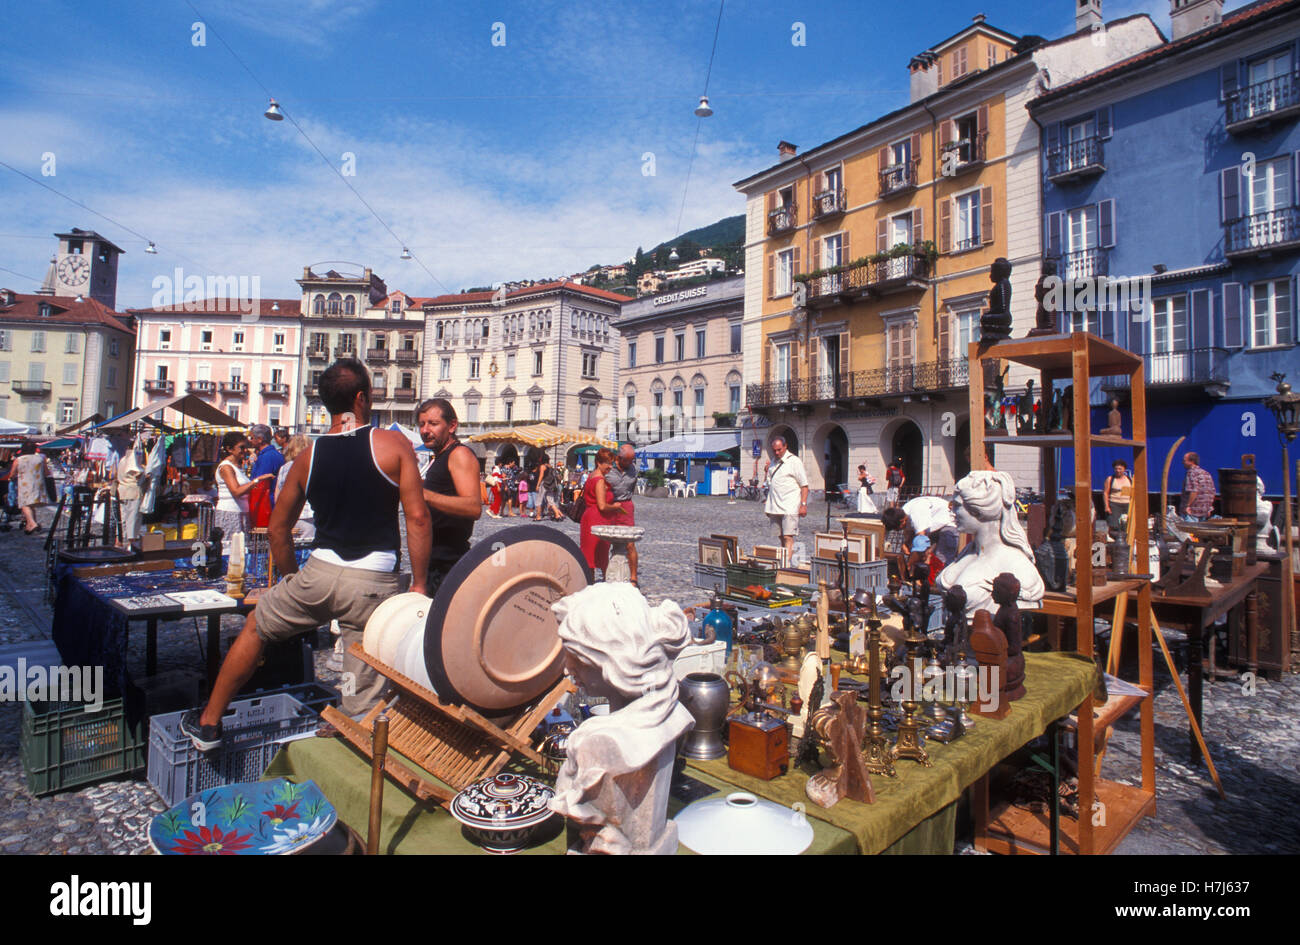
[969,332,1156,855]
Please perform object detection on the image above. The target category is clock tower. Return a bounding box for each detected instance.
[42,228,123,309]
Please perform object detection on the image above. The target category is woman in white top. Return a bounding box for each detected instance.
[274,434,315,540]
[214,432,273,538]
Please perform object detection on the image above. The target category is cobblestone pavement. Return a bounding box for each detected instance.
[1,496,1296,854]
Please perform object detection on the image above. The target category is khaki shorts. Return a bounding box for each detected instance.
[254,555,399,643]
[767,512,799,537]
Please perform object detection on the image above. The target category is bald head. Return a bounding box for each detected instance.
[617,443,636,469]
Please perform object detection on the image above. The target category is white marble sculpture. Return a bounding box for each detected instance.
[937,470,1045,616]
[550,583,695,855]
[1256,476,1280,553]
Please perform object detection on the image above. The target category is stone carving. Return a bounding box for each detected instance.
[1100,398,1124,436]
[980,257,1014,342]
[550,583,695,855]
[937,470,1046,617]
[1028,257,1057,337]
[991,573,1026,701]
[1016,380,1037,436]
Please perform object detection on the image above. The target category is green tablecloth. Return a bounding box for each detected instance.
[263,651,1095,855]
[686,651,1097,854]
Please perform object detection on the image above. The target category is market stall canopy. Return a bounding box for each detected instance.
[0,416,33,437]
[56,413,103,435]
[99,394,244,432]
[466,424,616,450]
[638,430,740,460]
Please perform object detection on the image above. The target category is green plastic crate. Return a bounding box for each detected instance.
[20,698,147,797]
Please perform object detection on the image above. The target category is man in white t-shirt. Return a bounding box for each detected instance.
[763,436,809,555]
[882,494,961,583]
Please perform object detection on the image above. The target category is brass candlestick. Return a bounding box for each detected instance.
[860,595,896,777]
[892,587,932,767]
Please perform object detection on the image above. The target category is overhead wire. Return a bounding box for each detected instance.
[673,0,725,241]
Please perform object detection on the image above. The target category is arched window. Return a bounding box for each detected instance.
[327,292,342,315]
[344,296,356,315]
[313,294,325,315]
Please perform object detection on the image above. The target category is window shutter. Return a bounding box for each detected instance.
[766,253,774,299]
[1221,167,1240,222]
[912,206,924,244]
[940,200,952,253]
[937,58,944,85]
[938,312,951,361]
[877,218,888,253]
[1223,282,1243,348]
[981,186,994,244]
[977,104,989,140]
[1099,198,1115,248]
[940,119,955,146]
[1128,300,1150,355]
[1045,122,1060,157]
[1285,277,1296,345]
[790,340,799,381]
[1295,151,1300,208]
[792,246,801,277]
[808,336,820,377]
[842,231,851,265]
[764,339,772,382]
[766,191,776,216]
[878,146,889,174]
[1047,211,1063,257]
[910,132,921,169]
[839,330,850,376]
[1220,62,1240,102]
[1191,288,1210,349]
[1101,308,1116,344]
[811,237,821,270]
[1097,106,1112,139]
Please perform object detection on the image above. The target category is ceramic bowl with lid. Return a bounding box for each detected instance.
[449,773,557,854]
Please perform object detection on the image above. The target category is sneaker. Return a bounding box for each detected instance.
[179,708,223,752]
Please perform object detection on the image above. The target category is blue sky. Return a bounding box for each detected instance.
[0,0,1237,307]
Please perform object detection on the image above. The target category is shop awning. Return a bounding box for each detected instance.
[99,394,243,432]
[466,424,616,450]
[638,430,741,460]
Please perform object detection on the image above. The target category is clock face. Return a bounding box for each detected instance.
[57,255,89,287]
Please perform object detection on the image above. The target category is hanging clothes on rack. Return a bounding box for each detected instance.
[141,435,167,515]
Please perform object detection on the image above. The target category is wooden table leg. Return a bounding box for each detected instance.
[146,617,158,677]
[1188,620,1203,767]
[1246,589,1259,675]
[971,773,989,853]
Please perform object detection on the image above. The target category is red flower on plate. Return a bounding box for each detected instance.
[170,825,254,855]
[261,801,300,826]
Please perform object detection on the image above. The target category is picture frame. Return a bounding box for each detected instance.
[841,519,885,561]
[698,537,729,567]
[752,544,784,564]
[710,534,740,565]
[813,532,843,560]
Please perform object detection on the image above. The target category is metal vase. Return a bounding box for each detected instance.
[678,672,730,761]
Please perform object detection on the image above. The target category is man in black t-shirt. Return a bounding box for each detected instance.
[417,398,482,594]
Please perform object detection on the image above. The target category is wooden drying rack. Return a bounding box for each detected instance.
[321,642,572,808]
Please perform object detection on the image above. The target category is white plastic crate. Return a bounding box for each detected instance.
[809,557,889,596]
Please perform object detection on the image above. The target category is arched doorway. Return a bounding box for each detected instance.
[885,420,923,495]
[767,425,799,456]
[814,423,849,492]
[954,418,972,483]
[495,444,520,467]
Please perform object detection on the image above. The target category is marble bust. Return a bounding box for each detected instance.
[937,470,1045,616]
[549,583,695,855]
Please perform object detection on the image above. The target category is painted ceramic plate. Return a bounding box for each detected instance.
[148,779,337,855]
[424,525,591,714]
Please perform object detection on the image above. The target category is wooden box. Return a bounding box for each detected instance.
[727,714,789,780]
[1228,555,1295,677]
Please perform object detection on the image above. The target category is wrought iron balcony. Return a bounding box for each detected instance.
[767,204,797,236]
[802,254,932,308]
[187,380,216,395]
[1057,248,1109,283]
[218,380,247,395]
[393,387,418,401]
[12,380,53,396]
[1226,71,1300,133]
[1225,207,1300,257]
[142,379,173,395]
[939,131,987,174]
[365,347,390,362]
[306,345,329,360]
[746,358,969,409]
[303,383,318,398]
[811,189,846,220]
[333,346,358,360]
[1100,348,1230,391]
[394,348,419,362]
[1046,136,1105,182]
[260,382,290,396]
[878,160,919,197]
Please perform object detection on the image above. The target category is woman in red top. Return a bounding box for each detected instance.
[579,447,627,574]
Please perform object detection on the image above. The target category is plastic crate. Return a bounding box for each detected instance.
[21,698,147,797]
[725,562,777,589]
[256,682,341,716]
[147,693,318,808]
[693,562,727,591]
[810,557,889,596]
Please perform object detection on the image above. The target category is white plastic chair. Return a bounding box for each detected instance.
[685,482,698,497]
[667,478,687,498]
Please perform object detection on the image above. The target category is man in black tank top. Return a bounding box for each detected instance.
[417,398,483,594]
[181,359,432,751]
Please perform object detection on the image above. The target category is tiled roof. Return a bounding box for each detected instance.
[126,298,303,318]
[0,292,133,334]
[421,281,628,308]
[1035,0,1299,104]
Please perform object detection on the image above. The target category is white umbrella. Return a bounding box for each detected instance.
[0,417,32,436]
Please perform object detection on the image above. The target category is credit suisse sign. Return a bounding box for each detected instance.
[653,286,708,306]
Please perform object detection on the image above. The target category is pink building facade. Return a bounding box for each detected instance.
[127,300,304,428]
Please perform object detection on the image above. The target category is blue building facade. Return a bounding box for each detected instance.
[1031,0,1300,497]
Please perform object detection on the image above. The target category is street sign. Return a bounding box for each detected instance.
[751,439,762,458]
